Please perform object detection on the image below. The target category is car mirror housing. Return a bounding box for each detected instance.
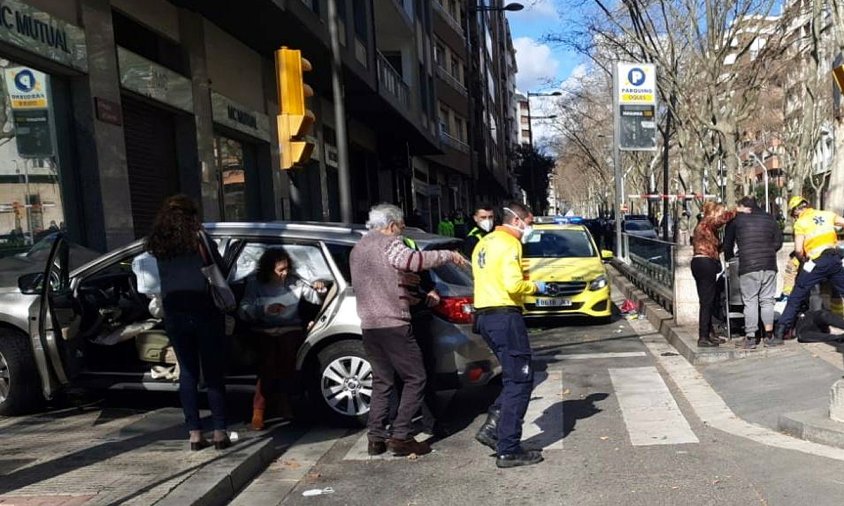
[601,250,614,261]
[18,272,43,295]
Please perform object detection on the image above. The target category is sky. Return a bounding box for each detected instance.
[506,0,584,144]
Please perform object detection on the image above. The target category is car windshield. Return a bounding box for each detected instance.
[523,229,596,258]
[625,221,653,231]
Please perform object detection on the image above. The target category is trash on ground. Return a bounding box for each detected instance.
[303,487,335,497]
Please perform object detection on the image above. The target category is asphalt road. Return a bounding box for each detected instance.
[232,309,844,506]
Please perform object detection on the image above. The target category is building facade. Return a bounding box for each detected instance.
[0,0,517,255]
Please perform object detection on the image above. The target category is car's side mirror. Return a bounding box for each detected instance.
[18,272,43,295]
[601,250,614,262]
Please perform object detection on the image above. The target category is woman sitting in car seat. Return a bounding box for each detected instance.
[239,248,327,430]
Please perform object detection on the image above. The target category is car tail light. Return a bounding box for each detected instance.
[433,296,474,324]
[467,366,484,383]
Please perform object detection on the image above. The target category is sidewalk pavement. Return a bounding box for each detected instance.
[608,264,844,451]
[0,402,308,506]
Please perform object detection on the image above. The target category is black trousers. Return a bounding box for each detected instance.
[691,257,721,340]
[362,325,426,441]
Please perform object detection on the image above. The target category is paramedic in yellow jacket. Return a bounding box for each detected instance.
[772,196,844,345]
[471,201,547,469]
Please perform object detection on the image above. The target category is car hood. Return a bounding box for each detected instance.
[523,257,605,282]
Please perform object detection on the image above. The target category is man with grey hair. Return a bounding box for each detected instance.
[350,203,466,457]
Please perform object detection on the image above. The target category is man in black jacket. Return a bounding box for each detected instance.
[723,196,783,349]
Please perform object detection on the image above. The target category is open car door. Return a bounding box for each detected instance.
[28,234,82,395]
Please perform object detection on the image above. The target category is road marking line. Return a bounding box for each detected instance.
[632,319,844,461]
[609,366,699,446]
[534,351,647,361]
[521,370,564,450]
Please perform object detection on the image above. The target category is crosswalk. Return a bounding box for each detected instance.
[340,350,700,460]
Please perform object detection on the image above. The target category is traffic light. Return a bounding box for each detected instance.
[275,47,315,170]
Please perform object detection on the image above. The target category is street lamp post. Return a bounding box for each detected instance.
[466,3,523,206]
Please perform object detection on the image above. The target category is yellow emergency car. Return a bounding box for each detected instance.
[521,217,613,318]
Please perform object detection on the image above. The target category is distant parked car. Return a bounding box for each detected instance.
[0,222,500,425]
[623,220,659,239]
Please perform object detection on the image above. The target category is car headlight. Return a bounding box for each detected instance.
[589,275,607,290]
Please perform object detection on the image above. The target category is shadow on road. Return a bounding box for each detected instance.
[522,393,609,449]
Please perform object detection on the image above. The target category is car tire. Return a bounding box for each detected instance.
[311,340,372,427]
[0,328,43,416]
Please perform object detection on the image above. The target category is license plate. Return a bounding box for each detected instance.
[535,298,572,307]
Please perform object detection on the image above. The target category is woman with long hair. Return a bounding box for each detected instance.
[239,248,326,430]
[146,195,230,450]
[691,201,735,348]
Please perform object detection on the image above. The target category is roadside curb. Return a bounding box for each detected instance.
[156,424,308,506]
[779,409,844,450]
[606,263,792,365]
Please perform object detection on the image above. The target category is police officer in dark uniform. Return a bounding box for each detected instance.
[472,201,546,468]
[462,205,495,257]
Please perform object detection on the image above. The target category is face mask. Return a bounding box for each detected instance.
[478,219,493,232]
[520,225,533,244]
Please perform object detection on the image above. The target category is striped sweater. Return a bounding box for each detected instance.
[350,232,453,329]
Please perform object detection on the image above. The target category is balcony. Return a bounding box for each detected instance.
[377,51,410,108]
[436,65,468,96]
[433,0,464,35]
[440,129,470,154]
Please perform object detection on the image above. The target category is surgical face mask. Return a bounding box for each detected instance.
[520,225,534,244]
[503,207,532,243]
[478,218,493,232]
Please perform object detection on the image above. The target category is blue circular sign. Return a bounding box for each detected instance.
[627,68,646,86]
[14,69,36,93]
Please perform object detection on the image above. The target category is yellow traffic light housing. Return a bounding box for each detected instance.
[275,47,315,169]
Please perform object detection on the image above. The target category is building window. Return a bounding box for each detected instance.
[434,42,445,66]
[451,57,463,82]
[353,0,368,39]
[454,117,466,142]
[439,106,450,134]
[112,9,186,75]
[214,136,247,221]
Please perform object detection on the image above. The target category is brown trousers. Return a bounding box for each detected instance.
[252,327,305,411]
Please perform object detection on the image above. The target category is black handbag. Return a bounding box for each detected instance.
[197,231,237,313]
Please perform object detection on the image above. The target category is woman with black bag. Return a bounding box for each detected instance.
[146,195,231,451]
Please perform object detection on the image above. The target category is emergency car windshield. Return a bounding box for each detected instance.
[522,229,596,258]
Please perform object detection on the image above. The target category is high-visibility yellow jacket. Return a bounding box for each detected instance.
[794,208,838,259]
[472,227,536,309]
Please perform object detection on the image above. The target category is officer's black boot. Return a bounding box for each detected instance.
[475,406,500,450]
[765,326,785,347]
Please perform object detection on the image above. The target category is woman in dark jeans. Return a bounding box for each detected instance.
[146,195,230,451]
[691,202,735,348]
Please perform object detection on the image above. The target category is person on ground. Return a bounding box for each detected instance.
[723,196,782,349]
[691,201,736,348]
[146,195,230,451]
[771,197,844,346]
[239,248,327,430]
[472,201,547,469]
[794,309,844,343]
[350,204,466,457]
[462,205,495,257]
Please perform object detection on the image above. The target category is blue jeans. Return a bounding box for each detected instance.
[163,295,228,431]
[477,310,534,455]
[779,250,844,331]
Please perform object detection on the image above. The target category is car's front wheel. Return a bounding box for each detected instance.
[312,340,373,426]
[0,328,42,416]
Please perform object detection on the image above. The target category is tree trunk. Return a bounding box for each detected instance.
[827,116,844,212]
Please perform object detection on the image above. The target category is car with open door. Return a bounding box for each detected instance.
[0,222,499,426]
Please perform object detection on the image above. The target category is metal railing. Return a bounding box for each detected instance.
[376,52,410,107]
[436,65,468,95]
[619,233,676,309]
[440,129,470,153]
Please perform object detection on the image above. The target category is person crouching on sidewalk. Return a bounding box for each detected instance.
[350,204,466,457]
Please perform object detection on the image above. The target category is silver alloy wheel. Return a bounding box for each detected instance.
[321,355,373,417]
[0,350,9,404]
